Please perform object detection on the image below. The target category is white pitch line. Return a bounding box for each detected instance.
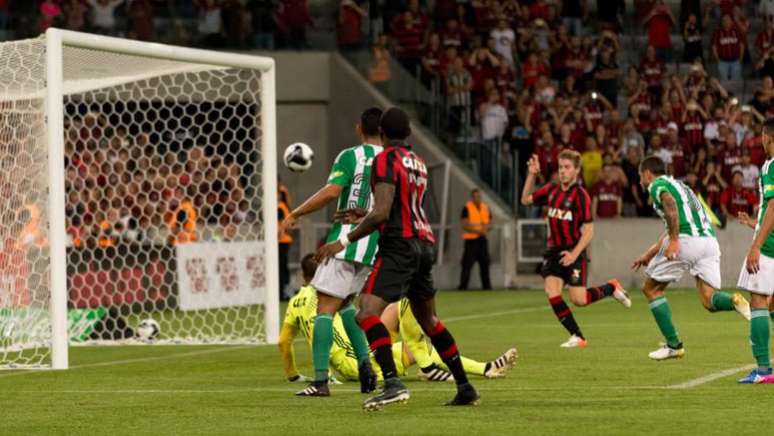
[0,345,255,379]
[666,364,756,389]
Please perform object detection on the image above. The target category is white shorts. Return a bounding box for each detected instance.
[737,253,774,296]
[311,258,372,299]
[645,235,721,290]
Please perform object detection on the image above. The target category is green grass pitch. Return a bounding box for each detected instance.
[2,289,773,435]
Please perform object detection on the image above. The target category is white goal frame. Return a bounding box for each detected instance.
[44,28,278,369]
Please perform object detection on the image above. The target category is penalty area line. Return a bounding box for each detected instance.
[665,364,756,389]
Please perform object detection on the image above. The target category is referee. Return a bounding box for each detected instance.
[458,189,492,290]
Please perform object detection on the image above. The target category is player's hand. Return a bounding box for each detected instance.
[278,215,296,237]
[737,212,755,228]
[746,246,761,274]
[665,238,680,260]
[334,207,368,224]
[315,241,344,264]
[631,254,651,271]
[559,250,578,266]
[527,154,541,176]
[287,374,312,383]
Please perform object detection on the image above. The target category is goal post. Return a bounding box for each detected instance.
[0,29,279,369]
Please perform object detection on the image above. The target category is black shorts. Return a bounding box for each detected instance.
[362,237,437,303]
[540,248,588,287]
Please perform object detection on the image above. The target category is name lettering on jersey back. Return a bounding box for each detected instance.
[402,155,428,174]
[547,207,574,221]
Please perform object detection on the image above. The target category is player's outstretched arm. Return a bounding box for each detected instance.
[632,233,665,271]
[746,198,774,273]
[314,182,395,262]
[279,184,343,235]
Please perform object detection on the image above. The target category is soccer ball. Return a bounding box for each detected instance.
[136,318,160,341]
[283,142,314,172]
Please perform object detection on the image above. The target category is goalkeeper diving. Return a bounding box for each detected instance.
[279,255,518,383]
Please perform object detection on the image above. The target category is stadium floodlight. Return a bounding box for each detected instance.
[0,28,278,369]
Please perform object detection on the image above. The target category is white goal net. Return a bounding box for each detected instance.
[0,29,278,369]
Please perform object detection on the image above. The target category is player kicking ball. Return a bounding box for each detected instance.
[316,107,479,411]
[736,118,774,384]
[521,151,631,348]
[278,107,384,396]
[633,156,750,361]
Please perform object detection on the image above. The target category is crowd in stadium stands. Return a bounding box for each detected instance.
[62,111,255,249]
[363,0,774,225]
[5,1,774,226]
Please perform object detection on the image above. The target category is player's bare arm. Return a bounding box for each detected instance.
[661,192,681,260]
[278,184,343,235]
[520,154,541,206]
[315,182,395,262]
[746,198,774,273]
[632,232,666,271]
[560,223,593,266]
[334,207,368,224]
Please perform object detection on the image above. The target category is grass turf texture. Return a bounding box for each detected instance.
[2,289,773,435]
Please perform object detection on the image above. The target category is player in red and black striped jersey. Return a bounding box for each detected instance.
[316,108,479,411]
[521,150,632,348]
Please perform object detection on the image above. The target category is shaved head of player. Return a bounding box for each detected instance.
[316,107,480,410]
[521,150,631,349]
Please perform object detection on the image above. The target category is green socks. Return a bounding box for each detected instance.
[312,313,334,382]
[649,296,681,348]
[339,304,370,365]
[751,309,771,369]
[709,292,734,312]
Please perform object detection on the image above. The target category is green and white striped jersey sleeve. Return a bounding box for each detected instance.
[649,176,716,238]
[756,158,774,258]
[325,144,382,266]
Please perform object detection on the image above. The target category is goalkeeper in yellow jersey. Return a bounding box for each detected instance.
[380,298,517,382]
[278,255,517,383]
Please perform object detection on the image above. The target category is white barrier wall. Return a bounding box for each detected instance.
[588,218,753,290]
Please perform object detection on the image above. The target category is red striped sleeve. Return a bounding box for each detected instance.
[577,186,593,223]
[531,183,554,206]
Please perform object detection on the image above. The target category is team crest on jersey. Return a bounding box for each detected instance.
[547,207,573,221]
[572,269,581,279]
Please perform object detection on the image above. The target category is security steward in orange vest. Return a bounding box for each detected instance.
[458,189,492,290]
[167,199,198,245]
[278,195,293,301]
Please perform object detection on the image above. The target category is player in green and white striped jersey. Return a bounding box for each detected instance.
[736,118,774,384]
[633,156,750,361]
[277,107,383,396]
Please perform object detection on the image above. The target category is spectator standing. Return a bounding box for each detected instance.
[713,14,745,82]
[682,13,703,62]
[580,137,602,187]
[561,0,585,35]
[643,0,675,61]
[248,0,276,49]
[446,56,473,136]
[720,171,757,218]
[275,0,313,49]
[390,9,426,74]
[458,189,492,291]
[732,151,760,190]
[39,0,63,32]
[87,0,125,35]
[277,190,292,301]
[194,0,224,47]
[64,0,89,32]
[593,48,620,104]
[128,0,155,41]
[591,164,623,218]
[490,18,516,66]
[337,0,366,51]
[367,34,391,85]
